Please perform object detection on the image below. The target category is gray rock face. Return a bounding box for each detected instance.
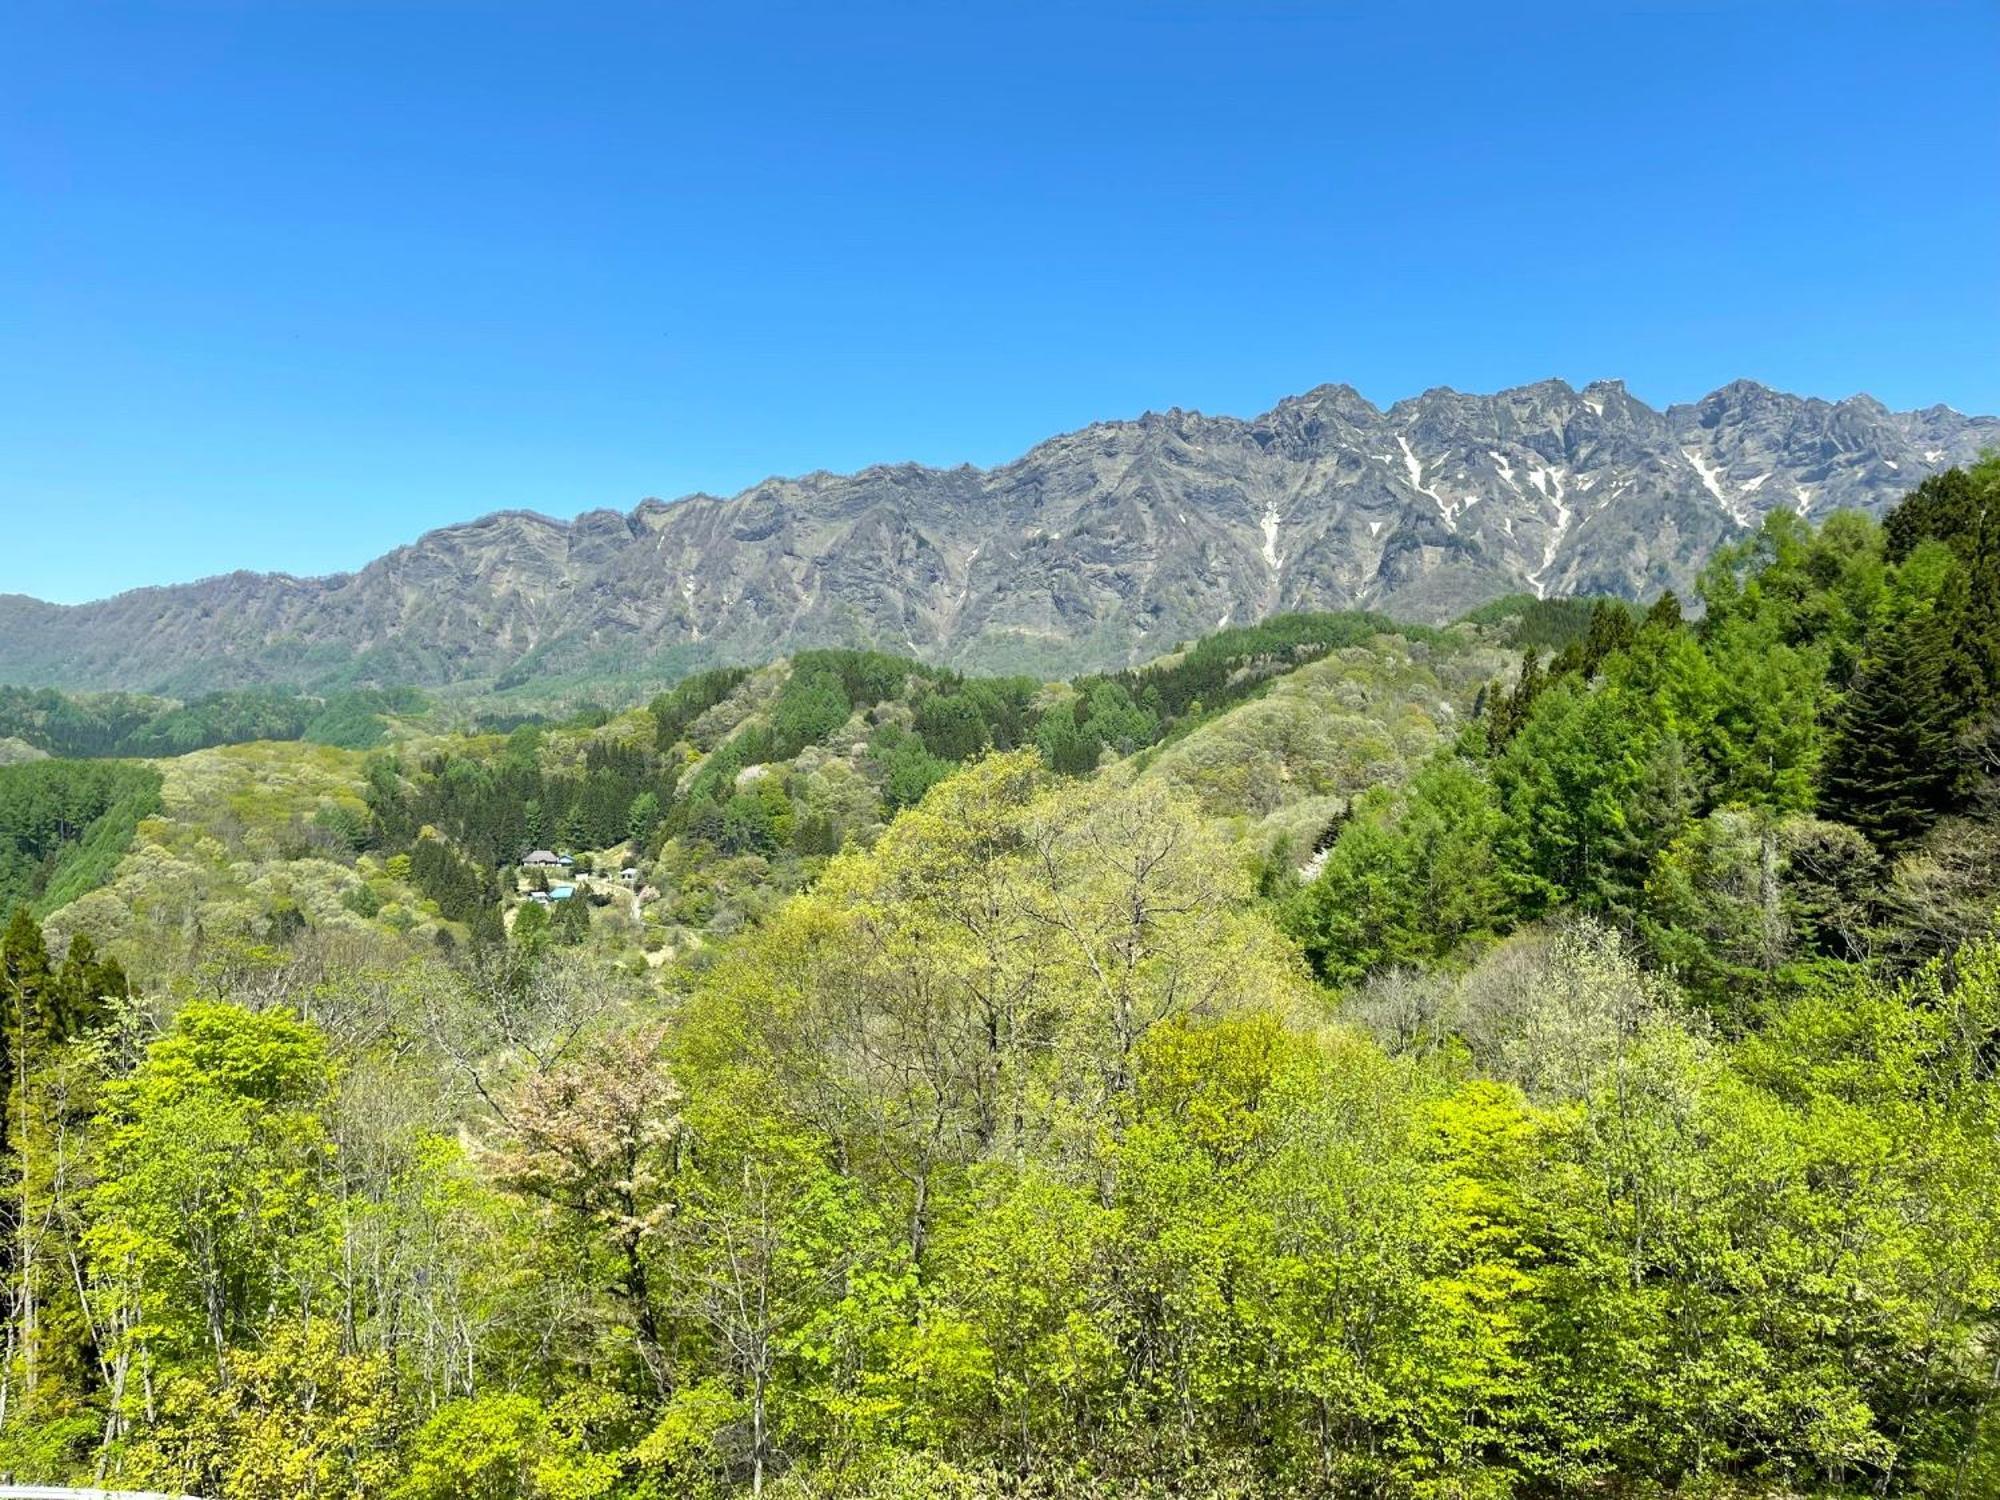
[2,380,1992,692]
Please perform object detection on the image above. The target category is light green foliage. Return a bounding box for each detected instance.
[397,1392,623,1500]
[3,490,1999,1496]
[1524,947,2000,1492]
[1490,674,1650,913]
[1284,754,1508,984]
[87,1002,339,1372]
[39,741,433,976]
[3,777,1998,1497]
[1490,587,1827,924]
[512,895,551,951]
[1698,508,1888,677]
[1140,632,1507,829]
[1690,612,1827,809]
[876,727,952,809]
[122,1322,401,1499]
[1639,808,1884,1013]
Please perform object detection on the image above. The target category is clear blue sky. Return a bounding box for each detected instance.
[4,1,1995,604]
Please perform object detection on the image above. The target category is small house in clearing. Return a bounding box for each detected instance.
[522,850,562,869]
[620,867,640,885]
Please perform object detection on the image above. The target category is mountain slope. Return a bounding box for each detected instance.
[3,379,1991,693]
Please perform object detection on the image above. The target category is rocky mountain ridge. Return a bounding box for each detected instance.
[3,378,1991,693]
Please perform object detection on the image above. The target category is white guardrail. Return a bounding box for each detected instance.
[0,1488,203,1499]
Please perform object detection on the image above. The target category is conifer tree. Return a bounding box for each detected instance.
[1558,599,1637,678]
[627,790,662,850]
[48,930,125,1044]
[1484,649,1544,752]
[1884,459,2000,699]
[1642,589,1684,633]
[1820,561,1980,847]
[0,908,51,1164]
[1,903,54,1422]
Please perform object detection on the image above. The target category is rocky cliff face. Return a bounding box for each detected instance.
[3,379,1991,693]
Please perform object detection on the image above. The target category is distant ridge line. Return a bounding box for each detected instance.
[0,377,1990,696]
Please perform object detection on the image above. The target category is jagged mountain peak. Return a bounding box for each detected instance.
[1682,378,1821,420]
[1502,376,1580,400]
[1267,383,1382,423]
[1,377,1990,696]
[401,508,570,545]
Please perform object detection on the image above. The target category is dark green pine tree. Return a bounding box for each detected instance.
[467,901,506,950]
[682,794,725,848]
[1885,461,2000,699]
[551,891,592,945]
[1819,578,1980,848]
[47,930,127,1044]
[1884,467,1986,564]
[1576,599,1638,678]
[1642,590,1685,634]
[1484,650,1544,752]
[1,907,53,1171]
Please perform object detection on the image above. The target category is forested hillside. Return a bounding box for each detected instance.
[0,760,162,919]
[0,683,426,758]
[0,461,1997,1498]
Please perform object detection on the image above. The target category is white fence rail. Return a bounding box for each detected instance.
[0,1487,204,1499]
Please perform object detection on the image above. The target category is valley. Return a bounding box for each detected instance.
[3,462,1999,1494]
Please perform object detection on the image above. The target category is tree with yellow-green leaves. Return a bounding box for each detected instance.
[0,907,134,1476]
[82,1002,340,1486]
[3,485,2000,1495]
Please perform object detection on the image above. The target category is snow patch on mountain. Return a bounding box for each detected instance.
[1682,447,1746,524]
[1529,469,1573,600]
[1397,435,1458,531]
[5,377,1992,694]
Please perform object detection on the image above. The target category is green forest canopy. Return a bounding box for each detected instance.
[0,683,426,758]
[0,459,1995,1497]
[0,758,161,922]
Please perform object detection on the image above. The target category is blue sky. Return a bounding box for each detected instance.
[3,1,1995,604]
